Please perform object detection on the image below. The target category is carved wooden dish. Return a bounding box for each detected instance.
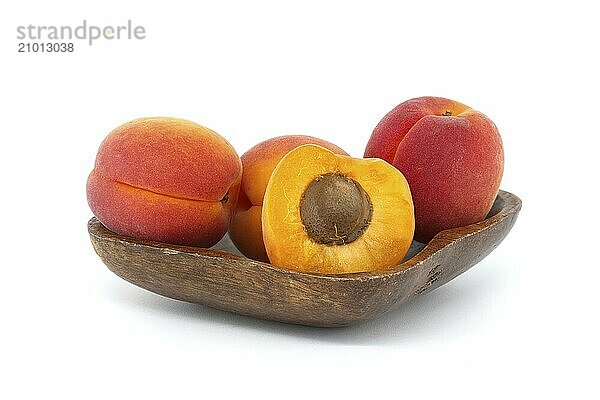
[89,190,521,327]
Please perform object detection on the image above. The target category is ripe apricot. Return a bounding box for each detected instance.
[229,135,348,262]
[262,145,414,274]
[87,117,242,247]
[365,96,504,242]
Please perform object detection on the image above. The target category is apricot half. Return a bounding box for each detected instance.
[229,135,348,262]
[262,145,415,274]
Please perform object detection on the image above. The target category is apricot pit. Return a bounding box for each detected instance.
[299,173,373,245]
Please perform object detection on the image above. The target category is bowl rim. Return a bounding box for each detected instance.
[88,189,521,282]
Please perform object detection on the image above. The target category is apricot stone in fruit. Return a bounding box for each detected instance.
[87,117,242,247]
[262,144,415,274]
[229,135,348,262]
[365,96,504,243]
[300,173,373,245]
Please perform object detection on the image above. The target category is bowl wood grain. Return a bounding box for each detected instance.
[89,190,521,327]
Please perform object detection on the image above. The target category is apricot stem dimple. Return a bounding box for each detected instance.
[299,173,373,246]
[442,110,453,116]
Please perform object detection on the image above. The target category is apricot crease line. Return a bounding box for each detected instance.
[112,179,224,204]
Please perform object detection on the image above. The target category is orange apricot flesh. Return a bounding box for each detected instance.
[229,135,348,262]
[262,144,415,274]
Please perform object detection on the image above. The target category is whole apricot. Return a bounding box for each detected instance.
[87,117,241,247]
[365,96,504,242]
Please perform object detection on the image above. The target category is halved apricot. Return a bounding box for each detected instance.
[262,144,415,274]
[229,135,348,262]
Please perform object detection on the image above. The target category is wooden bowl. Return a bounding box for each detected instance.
[88,190,521,327]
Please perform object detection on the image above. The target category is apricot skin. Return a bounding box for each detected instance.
[365,97,504,242]
[229,135,348,262]
[87,117,241,247]
[262,145,414,274]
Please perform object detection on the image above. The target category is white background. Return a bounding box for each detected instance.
[2,0,598,398]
